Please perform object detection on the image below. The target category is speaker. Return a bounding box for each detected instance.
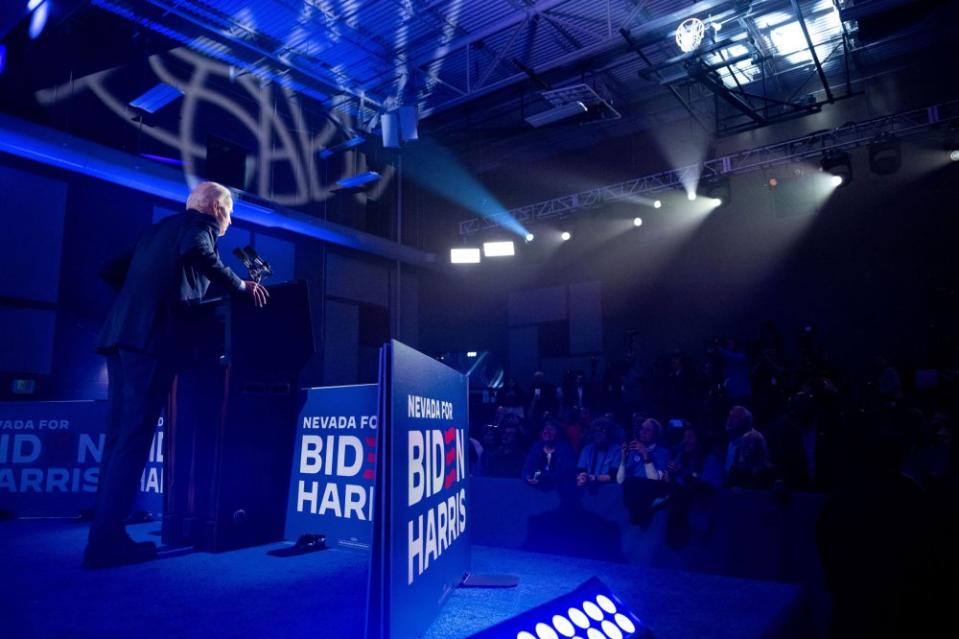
[380,112,400,149]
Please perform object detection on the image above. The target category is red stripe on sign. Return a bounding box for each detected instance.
[363,469,375,480]
[444,469,456,489]
[445,447,456,466]
[367,452,376,464]
[444,427,456,444]
[365,437,376,448]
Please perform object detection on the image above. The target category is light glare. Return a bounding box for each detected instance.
[653,200,662,208]
[525,233,535,242]
[830,175,843,187]
[483,241,515,257]
[29,0,49,40]
[535,622,558,639]
[561,231,571,241]
[568,608,589,628]
[950,150,959,162]
[688,192,697,201]
[596,595,617,614]
[633,217,643,227]
[582,601,603,621]
[614,613,636,633]
[552,615,575,637]
[450,247,481,264]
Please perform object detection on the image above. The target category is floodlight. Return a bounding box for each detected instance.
[465,577,650,639]
[483,241,515,257]
[450,248,481,264]
[821,149,852,186]
[868,133,901,175]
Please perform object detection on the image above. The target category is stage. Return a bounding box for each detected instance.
[2,520,808,639]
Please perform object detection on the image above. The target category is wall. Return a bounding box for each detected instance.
[417,140,959,382]
[0,154,419,400]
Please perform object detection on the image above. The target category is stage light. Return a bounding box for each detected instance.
[633,217,643,227]
[821,149,852,186]
[0,45,6,76]
[483,241,515,257]
[868,133,901,175]
[450,248,481,264]
[950,150,959,162]
[467,577,648,639]
[702,179,730,207]
[335,170,380,189]
[29,0,49,40]
[675,17,706,53]
[129,83,184,114]
[561,231,571,241]
[768,177,778,188]
[27,0,43,10]
[319,134,365,159]
[467,351,478,358]
[653,200,662,209]
[830,175,843,187]
[687,192,697,201]
[525,233,535,242]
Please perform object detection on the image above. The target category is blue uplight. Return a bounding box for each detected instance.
[29,0,49,40]
[466,577,647,639]
[0,44,6,76]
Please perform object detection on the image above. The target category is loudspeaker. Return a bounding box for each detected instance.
[380,112,400,149]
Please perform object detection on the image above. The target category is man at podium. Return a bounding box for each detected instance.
[85,181,269,569]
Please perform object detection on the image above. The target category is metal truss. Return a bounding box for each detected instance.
[458,99,959,236]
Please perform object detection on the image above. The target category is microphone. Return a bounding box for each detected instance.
[243,245,273,277]
[232,247,253,269]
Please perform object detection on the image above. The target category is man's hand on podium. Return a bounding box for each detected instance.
[243,280,270,308]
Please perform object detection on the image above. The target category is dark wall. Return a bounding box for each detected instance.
[416,142,959,378]
[0,153,419,400]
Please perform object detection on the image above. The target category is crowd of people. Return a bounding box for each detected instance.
[471,322,958,499]
[467,321,959,636]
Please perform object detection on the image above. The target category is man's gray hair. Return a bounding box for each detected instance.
[186,181,231,213]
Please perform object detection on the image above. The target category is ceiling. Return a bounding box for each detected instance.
[1,0,957,175]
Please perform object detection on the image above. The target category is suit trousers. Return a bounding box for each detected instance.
[89,349,176,544]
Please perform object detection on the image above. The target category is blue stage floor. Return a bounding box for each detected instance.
[2,520,806,638]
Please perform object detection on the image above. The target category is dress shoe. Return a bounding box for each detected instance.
[83,537,157,570]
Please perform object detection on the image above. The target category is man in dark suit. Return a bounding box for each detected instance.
[85,181,268,569]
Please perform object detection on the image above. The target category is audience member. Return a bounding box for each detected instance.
[617,418,671,527]
[522,421,575,489]
[724,405,755,472]
[576,418,620,489]
[483,422,526,478]
[726,430,776,490]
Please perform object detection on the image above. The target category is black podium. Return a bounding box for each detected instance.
[162,281,314,552]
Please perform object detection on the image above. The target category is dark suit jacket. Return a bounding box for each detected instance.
[97,209,244,355]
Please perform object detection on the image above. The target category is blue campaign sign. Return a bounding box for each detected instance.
[366,340,471,639]
[133,410,165,517]
[0,401,166,518]
[286,384,379,551]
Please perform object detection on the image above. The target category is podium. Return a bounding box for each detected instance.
[162,281,314,552]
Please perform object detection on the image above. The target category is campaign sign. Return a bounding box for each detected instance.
[366,341,471,639]
[0,401,165,517]
[285,384,379,550]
